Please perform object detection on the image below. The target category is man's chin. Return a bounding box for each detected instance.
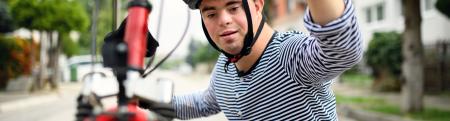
[221,49,240,55]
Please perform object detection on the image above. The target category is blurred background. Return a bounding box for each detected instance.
[0,0,449,121]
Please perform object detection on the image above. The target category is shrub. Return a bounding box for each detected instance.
[186,40,220,69]
[365,32,402,91]
[61,33,80,57]
[436,0,450,18]
[0,36,35,89]
[0,1,14,33]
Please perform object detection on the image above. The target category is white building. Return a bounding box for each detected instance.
[354,0,450,49]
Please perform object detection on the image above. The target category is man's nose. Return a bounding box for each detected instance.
[218,12,232,26]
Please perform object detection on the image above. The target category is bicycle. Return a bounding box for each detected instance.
[75,0,190,120]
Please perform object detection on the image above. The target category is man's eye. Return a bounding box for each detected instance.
[230,7,239,12]
[207,13,216,18]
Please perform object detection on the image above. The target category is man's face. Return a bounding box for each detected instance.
[199,0,249,55]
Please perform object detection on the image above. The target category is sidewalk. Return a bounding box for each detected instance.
[0,82,81,113]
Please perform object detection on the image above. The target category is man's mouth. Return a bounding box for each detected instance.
[220,30,238,37]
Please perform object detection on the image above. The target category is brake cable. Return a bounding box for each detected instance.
[142,4,191,78]
[142,0,164,69]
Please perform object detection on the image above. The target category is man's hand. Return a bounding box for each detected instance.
[138,99,176,119]
[75,95,97,121]
[306,0,345,26]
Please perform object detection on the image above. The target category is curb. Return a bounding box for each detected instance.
[0,94,61,113]
[338,105,415,121]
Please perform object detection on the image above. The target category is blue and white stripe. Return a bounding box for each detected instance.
[173,0,362,120]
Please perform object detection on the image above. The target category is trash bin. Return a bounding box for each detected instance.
[70,64,77,82]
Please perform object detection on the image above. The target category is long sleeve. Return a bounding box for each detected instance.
[171,73,221,120]
[281,0,363,87]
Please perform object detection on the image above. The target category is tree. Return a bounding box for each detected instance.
[436,0,450,18]
[401,0,424,113]
[40,0,89,89]
[263,0,273,22]
[9,0,89,90]
[186,40,220,71]
[8,0,46,90]
[8,0,39,30]
[61,33,80,58]
[77,0,116,55]
[0,1,14,33]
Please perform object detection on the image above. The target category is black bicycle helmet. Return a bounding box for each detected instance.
[183,0,201,9]
[183,0,266,73]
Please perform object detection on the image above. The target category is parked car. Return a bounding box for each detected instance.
[68,55,113,82]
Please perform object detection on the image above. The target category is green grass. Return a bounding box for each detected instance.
[340,72,373,88]
[336,95,450,121]
[409,108,450,121]
[335,94,400,114]
[335,94,383,105]
[440,91,450,98]
[369,104,402,115]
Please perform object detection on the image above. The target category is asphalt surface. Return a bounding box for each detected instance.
[0,70,356,121]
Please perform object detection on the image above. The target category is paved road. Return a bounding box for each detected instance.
[0,70,355,121]
[0,70,226,121]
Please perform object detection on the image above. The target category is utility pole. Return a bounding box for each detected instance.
[113,0,121,30]
[91,0,99,70]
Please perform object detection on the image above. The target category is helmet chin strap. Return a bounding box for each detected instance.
[201,0,266,73]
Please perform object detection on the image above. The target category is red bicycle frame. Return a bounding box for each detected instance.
[125,2,150,70]
[77,0,186,120]
[96,0,153,121]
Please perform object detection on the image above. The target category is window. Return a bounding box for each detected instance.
[366,3,385,23]
[397,0,403,16]
[376,3,385,21]
[366,8,372,23]
[424,0,436,11]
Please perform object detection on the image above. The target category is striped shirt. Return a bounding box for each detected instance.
[173,0,362,120]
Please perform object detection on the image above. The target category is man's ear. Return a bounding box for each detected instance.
[254,0,264,14]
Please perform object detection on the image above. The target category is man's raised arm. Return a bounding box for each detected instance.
[307,0,345,26]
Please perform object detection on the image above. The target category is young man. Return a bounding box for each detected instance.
[175,0,362,120]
